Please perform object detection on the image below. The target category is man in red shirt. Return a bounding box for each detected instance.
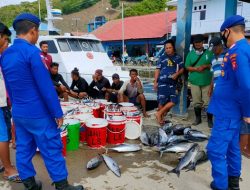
[40,41,52,69]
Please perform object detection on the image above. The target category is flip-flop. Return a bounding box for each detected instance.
[4,173,22,183]
[0,166,4,173]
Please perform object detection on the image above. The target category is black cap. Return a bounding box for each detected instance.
[209,37,222,47]
[0,22,11,36]
[192,34,204,43]
[112,73,119,79]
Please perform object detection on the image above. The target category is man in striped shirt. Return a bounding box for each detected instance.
[207,37,226,128]
[208,37,226,97]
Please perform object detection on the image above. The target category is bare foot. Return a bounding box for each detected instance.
[155,112,163,124]
[143,112,150,118]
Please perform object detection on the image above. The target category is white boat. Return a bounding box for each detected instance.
[38,34,129,84]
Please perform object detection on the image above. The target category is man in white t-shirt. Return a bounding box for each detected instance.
[119,69,149,117]
[0,22,20,183]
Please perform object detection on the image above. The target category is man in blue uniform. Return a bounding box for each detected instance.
[207,15,250,190]
[0,13,84,190]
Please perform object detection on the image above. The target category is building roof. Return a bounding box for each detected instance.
[92,11,176,42]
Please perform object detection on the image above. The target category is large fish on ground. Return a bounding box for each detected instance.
[140,131,150,146]
[162,121,174,134]
[159,143,194,157]
[167,135,188,145]
[86,155,103,170]
[172,124,191,136]
[185,150,208,171]
[168,143,200,177]
[158,128,169,146]
[102,154,121,177]
[108,143,142,153]
[184,128,208,142]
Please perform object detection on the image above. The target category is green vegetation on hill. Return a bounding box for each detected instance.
[124,0,169,17]
[0,0,60,27]
[62,0,100,14]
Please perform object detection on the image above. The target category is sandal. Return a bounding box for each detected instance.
[4,173,22,183]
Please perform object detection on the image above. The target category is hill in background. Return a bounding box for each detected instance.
[0,0,169,33]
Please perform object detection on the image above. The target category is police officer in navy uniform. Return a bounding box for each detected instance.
[207,15,250,190]
[0,13,84,190]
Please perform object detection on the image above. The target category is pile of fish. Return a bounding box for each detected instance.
[140,121,209,176]
[86,143,142,177]
[140,122,208,148]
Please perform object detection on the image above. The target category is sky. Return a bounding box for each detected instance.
[0,0,36,7]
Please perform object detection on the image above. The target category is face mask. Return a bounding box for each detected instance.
[195,50,203,55]
[221,30,230,48]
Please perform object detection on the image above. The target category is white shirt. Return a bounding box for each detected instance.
[0,68,7,107]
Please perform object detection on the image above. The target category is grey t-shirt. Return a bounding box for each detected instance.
[119,80,144,98]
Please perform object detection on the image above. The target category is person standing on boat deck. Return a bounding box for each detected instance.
[106,73,124,103]
[0,22,21,183]
[207,15,250,190]
[154,39,184,125]
[0,13,84,190]
[70,67,89,99]
[89,69,110,99]
[185,34,213,127]
[119,69,149,117]
[40,40,52,70]
[207,37,226,128]
[50,62,71,102]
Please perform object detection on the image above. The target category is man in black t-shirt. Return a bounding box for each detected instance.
[50,62,71,101]
[89,69,110,99]
[106,73,124,103]
[70,68,89,99]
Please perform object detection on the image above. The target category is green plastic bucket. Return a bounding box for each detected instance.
[63,119,80,151]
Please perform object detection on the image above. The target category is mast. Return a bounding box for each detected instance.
[45,0,62,34]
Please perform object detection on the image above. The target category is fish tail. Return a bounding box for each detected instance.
[168,168,180,177]
[160,151,164,158]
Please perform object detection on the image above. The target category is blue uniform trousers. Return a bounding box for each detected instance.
[206,117,241,190]
[13,116,68,182]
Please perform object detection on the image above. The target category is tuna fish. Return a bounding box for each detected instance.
[86,155,103,170]
[169,143,200,177]
[102,154,121,177]
[158,128,169,146]
[162,121,174,134]
[184,128,208,142]
[172,124,191,136]
[167,135,188,145]
[108,144,142,153]
[159,143,194,157]
[186,150,208,171]
[140,131,150,146]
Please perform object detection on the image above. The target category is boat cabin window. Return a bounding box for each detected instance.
[79,39,91,51]
[68,39,82,51]
[88,40,105,52]
[56,38,105,53]
[57,39,71,52]
[46,40,58,53]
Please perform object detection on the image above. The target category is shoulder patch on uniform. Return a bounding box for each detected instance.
[229,54,238,70]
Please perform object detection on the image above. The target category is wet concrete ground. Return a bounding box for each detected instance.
[1,109,250,190]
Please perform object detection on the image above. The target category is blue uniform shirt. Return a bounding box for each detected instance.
[156,53,183,85]
[0,39,63,119]
[208,39,250,118]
